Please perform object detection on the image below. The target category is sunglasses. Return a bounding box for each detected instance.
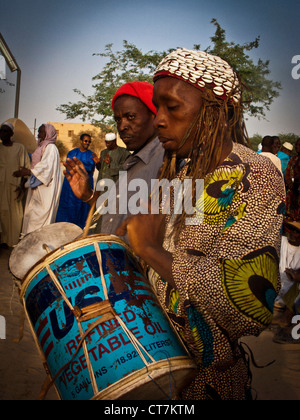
[83,140,92,144]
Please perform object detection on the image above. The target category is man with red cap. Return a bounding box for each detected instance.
[63,81,164,240]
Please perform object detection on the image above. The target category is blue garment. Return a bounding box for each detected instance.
[277,151,290,177]
[56,148,95,229]
[28,174,43,188]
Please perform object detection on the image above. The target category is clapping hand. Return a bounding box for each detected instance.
[63,156,93,202]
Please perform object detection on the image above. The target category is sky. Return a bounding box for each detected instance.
[0,0,299,137]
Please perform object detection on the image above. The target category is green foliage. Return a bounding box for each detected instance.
[55,140,69,160]
[277,133,300,156]
[205,19,282,119]
[248,132,300,155]
[57,41,170,129]
[249,133,262,151]
[57,19,282,127]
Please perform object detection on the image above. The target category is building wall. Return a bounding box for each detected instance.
[48,122,105,153]
[47,122,126,158]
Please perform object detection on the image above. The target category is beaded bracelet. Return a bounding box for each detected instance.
[82,190,95,202]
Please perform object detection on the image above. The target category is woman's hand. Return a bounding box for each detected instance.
[116,213,175,287]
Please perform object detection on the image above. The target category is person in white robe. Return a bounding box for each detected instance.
[0,122,31,247]
[15,124,62,236]
[259,135,283,175]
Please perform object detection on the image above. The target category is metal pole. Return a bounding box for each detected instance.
[0,33,21,118]
[14,68,21,118]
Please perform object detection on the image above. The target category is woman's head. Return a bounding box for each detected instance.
[38,124,57,144]
[153,48,248,181]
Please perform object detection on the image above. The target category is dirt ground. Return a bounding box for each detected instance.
[1,245,300,401]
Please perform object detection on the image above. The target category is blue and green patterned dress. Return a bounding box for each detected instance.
[155,143,285,400]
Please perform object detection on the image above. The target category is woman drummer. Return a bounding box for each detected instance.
[116,49,285,400]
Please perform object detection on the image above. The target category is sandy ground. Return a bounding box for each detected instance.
[1,245,300,401]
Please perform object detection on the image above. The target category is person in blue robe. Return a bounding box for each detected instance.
[56,134,96,229]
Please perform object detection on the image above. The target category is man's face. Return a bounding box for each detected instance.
[272,137,281,155]
[287,226,300,247]
[113,95,156,152]
[105,140,117,150]
[152,77,203,159]
[0,125,13,142]
[81,135,91,151]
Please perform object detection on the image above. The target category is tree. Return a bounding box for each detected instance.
[249,133,262,151]
[277,133,300,155]
[57,41,169,129]
[206,19,281,119]
[57,19,281,128]
[249,132,300,154]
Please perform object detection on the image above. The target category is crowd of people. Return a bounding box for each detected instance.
[257,135,300,344]
[0,47,300,400]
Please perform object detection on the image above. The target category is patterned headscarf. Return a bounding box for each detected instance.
[154,48,242,104]
[31,124,57,168]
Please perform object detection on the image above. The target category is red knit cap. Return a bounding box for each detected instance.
[111,81,157,115]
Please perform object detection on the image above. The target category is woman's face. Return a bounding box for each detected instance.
[152,77,203,159]
[38,125,46,142]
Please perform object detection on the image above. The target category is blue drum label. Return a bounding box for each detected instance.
[23,241,187,400]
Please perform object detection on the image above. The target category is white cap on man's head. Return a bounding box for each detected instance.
[1,121,14,133]
[283,142,293,151]
[105,133,116,142]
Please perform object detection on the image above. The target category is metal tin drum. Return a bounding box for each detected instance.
[19,233,196,400]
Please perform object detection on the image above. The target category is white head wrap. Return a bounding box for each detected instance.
[105,133,116,142]
[1,121,14,133]
[154,48,242,103]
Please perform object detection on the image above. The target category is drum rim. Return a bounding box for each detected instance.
[91,356,197,400]
[19,234,139,297]
[9,222,83,280]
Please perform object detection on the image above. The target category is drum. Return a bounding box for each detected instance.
[9,222,83,280]
[19,234,197,400]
